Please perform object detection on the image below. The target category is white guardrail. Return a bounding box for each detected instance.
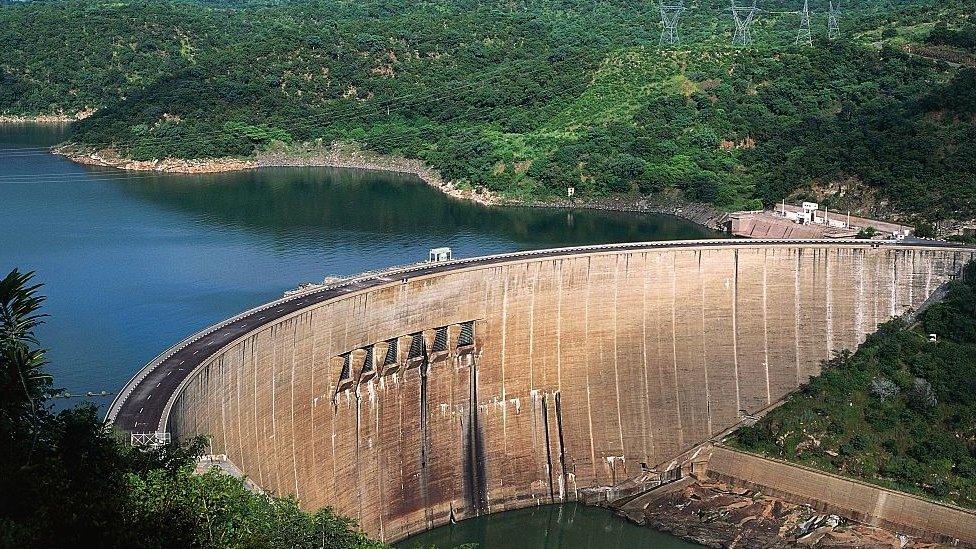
[105,238,972,428]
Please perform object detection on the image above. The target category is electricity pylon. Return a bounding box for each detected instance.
[796,0,813,46]
[659,1,687,47]
[828,1,841,40]
[731,1,759,47]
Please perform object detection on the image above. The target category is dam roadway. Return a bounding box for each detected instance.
[107,239,975,543]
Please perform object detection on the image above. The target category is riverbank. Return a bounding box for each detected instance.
[52,141,730,231]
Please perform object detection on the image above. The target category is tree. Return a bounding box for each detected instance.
[5,0,976,217]
[914,222,936,238]
[870,377,899,402]
[0,269,51,425]
[0,269,385,548]
[608,153,646,193]
[857,226,878,239]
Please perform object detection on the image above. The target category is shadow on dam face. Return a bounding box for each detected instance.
[165,243,974,543]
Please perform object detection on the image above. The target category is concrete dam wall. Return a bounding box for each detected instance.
[156,242,972,542]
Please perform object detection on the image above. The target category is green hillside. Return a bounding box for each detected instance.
[2,0,974,221]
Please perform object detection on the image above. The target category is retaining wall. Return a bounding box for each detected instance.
[706,446,976,544]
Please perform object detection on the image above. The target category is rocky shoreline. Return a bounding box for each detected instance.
[0,110,94,124]
[52,141,731,231]
[55,144,258,173]
[0,115,72,124]
[518,195,729,232]
[255,143,502,207]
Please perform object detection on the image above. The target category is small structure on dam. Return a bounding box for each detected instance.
[107,240,976,544]
[730,202,913,240]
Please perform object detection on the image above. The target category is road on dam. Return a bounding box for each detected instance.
[108,238,970,435]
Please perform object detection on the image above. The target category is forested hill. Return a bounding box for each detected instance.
[2,0,975,223]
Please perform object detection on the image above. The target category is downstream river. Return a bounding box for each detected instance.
[0,124,715,548]
[397,503,701,549]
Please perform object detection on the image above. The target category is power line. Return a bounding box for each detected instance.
[731,0,759,47]
[828,1,841,40]
[1,0,864,162]
[796,0,813,46]
[0,1,906,165]
[659,0,687,47]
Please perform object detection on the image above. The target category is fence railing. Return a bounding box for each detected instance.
[130,432,171,447]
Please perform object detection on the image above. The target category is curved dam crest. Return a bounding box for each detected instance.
[112,240,976,543]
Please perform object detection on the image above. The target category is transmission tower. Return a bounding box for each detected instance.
[796,0,813,46]
[731,1,759,47]
[828,1,841,40]
[659,1,687,47]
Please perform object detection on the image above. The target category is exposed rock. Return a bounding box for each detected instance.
[0,109,94,123]
[515,194,729,231]
[255,142,501,206]
[623,479,958,548]
[54,145,256,173]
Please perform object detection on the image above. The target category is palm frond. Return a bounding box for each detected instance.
[0,269,48,352]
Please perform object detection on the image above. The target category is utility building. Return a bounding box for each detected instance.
[429,247,453,262]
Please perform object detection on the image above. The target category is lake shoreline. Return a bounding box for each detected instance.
[0,115,75,124]
[53,141,731,232]
[0,111,94,124]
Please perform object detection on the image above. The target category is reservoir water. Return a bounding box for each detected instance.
[0,124,714,548]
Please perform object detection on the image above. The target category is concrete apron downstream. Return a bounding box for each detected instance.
[610,413,976,546]
[108,239,976,543]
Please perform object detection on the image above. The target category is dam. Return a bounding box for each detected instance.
[107,240,976,543]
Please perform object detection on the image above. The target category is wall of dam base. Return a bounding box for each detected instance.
[706,446,976,544]
[164,242,974,543]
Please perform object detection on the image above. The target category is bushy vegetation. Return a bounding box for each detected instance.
[732,262,976,509]
[926,21,976,51]
[0,269,384,549]
[1,0,974,218]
